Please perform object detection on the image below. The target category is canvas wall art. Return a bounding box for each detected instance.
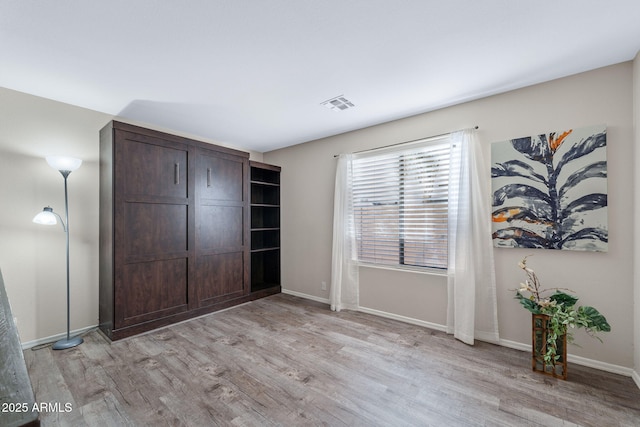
[491,125,607,251]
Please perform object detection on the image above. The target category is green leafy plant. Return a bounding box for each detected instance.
[514,256,611,366]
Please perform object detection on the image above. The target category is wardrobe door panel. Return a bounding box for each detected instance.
[199,154,244,202]
[115,258,189,328]
[195,147,249,307]
[124,203,188,258]
[197,252,245,306]
[199,205,243,251]
[117,134,188,199]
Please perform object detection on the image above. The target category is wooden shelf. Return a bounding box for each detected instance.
[251,187,279,205]
[251,229,279,250]
[251,282,281,292]
[250,164,280,185]
[251,247,280,253]
[250,161,281,294]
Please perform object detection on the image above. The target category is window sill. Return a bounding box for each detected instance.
[357,262,448,277]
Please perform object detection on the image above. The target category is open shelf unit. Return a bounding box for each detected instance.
[250,161,281,293]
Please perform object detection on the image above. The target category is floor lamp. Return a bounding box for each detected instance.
[32,156,84,350]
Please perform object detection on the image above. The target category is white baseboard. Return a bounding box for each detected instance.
[568,353,635,378]
[21,324,98,350]
[498,337,530,353]
[281,289,637,386]
[357,305,448,333]
[632,369,640,389]
[499,338,636,378]
[475,330,500,345]
[281,288,330,304]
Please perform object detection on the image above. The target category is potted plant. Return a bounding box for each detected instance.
[514,256,611,378]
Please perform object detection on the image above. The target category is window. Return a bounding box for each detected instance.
[351,137,450,269]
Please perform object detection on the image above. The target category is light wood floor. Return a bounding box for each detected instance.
[24,294,640,426]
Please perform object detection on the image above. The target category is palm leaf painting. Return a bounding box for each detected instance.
[491,125,607,251]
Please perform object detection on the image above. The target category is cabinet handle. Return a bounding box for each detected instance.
[174,163,180,184]
[207,168,212,187]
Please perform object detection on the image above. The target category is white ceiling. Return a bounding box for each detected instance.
[2,1,640,153]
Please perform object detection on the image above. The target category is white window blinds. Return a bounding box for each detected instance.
[351,137,451,269]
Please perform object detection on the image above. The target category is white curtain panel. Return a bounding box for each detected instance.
[446,129,500,345]
[330,154,359,311]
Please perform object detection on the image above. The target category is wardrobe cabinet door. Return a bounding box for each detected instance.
[123,203,188,258]
[115,131,188,199]
[196,253,245,306]
[116,258,189,328]
[195,149,249,306]
[198,152,244,202]
[113,133,191,329]
[199,204,243,250]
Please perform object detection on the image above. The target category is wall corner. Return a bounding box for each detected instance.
[633,50,640,388]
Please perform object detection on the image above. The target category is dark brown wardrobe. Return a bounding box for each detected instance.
[99,122,280,340]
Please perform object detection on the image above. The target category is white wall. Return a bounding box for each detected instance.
[265,62,635,369]
[633,51,640,384]
[0,86,261,344]
[0,88,109,343]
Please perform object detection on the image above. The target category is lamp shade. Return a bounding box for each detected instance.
[46,156,82,172]
[33,207,58,225]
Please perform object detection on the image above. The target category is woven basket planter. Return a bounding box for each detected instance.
[532,313,567,379]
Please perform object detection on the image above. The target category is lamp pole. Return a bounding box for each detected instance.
[54,169,82,349]
[51,168,83,350]
[33,156,84,350]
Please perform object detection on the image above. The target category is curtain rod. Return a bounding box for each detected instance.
[333,125,478,158]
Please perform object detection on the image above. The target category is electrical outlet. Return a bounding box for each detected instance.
[321,281,327,291]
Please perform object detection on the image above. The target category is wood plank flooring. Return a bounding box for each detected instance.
[23,294,640,426]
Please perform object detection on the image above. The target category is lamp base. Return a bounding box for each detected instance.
[52,336,83,350]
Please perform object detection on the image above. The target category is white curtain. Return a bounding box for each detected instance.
[330,154,359,311]
[446,129,499,345]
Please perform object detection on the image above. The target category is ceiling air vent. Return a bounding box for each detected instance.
[321,95,355,111]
